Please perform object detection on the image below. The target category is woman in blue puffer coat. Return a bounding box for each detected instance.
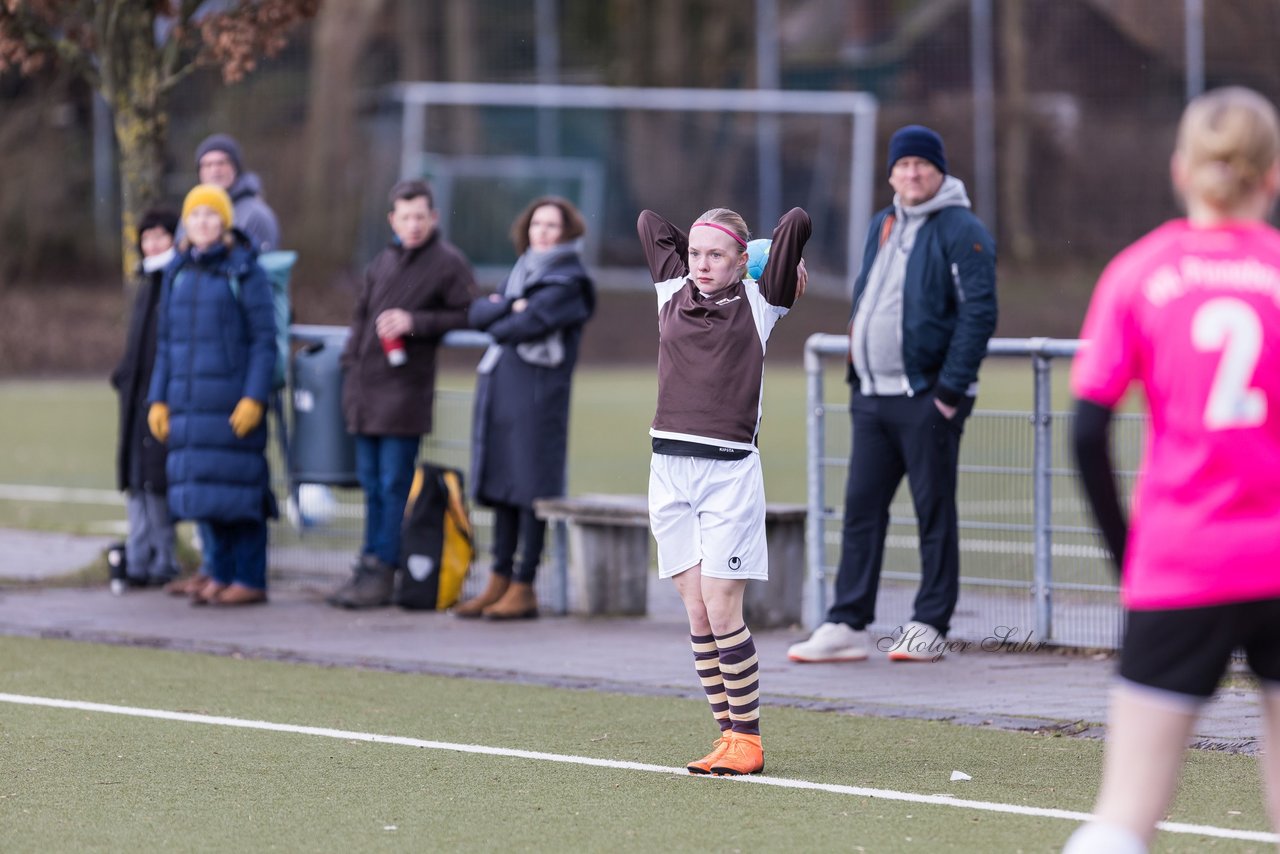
[147,183,277,606]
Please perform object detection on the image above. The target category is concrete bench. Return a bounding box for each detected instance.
[534,494,806,628]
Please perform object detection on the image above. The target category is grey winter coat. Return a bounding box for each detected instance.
[228,172,280,254]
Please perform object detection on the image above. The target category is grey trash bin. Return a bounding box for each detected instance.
[289,339,358,487]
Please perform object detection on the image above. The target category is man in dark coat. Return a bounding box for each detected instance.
[112,207,181,588]
[326,179,477,609]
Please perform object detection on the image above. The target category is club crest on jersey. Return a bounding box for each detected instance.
[715,295,741,306]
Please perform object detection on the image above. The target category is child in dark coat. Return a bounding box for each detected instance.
[110,207,181,589]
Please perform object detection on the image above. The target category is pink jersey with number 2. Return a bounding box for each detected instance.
[1072,219,1280,610]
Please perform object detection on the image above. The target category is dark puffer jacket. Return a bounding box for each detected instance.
[148,233,277,523]
[469,251,595,507]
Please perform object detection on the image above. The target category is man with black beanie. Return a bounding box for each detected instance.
[788,124,998,664]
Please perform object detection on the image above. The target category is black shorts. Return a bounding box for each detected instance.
[1120,598,1280,699]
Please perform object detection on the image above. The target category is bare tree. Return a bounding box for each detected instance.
[0,0,319,281]
[1000,0,1034,262]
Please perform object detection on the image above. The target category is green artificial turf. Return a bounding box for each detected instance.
[0,361,1072,532]
[0,636,1271,853]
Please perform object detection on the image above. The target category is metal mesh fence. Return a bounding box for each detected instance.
[274,330,1139,644]
[807,336,1141,650]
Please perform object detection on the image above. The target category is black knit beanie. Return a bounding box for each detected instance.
[887,125,948,175]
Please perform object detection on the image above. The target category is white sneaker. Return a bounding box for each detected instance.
[886,621,947,662]
[787,622,869,663]
[1062,821,1147,854]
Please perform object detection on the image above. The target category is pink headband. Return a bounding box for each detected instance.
[693,221,748,249]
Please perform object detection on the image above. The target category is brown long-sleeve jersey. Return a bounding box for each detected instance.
[637,207,812,453]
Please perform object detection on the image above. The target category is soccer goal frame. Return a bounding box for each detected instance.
[389,81,879,294]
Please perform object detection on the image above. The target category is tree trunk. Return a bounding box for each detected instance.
[99,3,168,284]
[301,0,388,272]
[444,0,480,154]
[397,1,434,82]
[999,0,1034,262]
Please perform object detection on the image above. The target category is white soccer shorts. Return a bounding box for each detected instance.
[648,452,768,581]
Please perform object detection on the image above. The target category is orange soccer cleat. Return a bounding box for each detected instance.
[710,732,764,776]
[686,736,731,775]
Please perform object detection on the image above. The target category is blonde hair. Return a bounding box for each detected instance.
[693,208,751,246]
[1176,86,1280,211]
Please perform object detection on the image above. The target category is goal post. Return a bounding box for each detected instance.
[388,81,878,295]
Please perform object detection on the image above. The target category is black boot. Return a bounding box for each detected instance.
[326,556,395,609]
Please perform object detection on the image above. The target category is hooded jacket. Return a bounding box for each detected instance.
[227,171,280,254]
[848,176,998,406]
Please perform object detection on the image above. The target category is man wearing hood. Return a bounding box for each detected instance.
[788,125,998,664]
[194,133,280,253]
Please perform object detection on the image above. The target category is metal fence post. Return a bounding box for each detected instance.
[1031,345,1054,641]
[551,518,569,615]
[804,336,829,628]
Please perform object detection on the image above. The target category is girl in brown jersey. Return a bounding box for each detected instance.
[637,205,811,775]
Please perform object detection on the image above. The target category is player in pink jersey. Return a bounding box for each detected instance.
[1064,87,1280,853]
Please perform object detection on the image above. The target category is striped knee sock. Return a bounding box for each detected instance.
[691,633,731,732]
[714,625,760,736]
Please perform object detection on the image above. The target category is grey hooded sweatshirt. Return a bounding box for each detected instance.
[850,175,972,396]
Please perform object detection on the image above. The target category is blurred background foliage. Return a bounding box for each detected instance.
[4,0,1280,368]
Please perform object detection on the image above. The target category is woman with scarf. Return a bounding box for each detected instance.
[455,197,595,620]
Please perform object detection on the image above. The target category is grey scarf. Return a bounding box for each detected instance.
[477,243,579,374]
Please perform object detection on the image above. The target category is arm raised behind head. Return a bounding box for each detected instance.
[637,210,690,283]
[757,207,813,308]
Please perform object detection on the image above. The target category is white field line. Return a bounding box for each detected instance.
[0,483,375,521]
[1,692,1274,844]
[0,484,123,505]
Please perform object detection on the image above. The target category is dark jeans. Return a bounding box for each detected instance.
[827,390,974,635]
[204,519,269,590]
[355,434,419,567]
[489,501,546,584]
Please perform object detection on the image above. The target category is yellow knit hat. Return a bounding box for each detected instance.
[181,183,234,230]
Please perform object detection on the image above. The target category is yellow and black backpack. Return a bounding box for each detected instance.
[397,463,473,610]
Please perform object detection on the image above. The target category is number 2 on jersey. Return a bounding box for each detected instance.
[1192,297,1267,430]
